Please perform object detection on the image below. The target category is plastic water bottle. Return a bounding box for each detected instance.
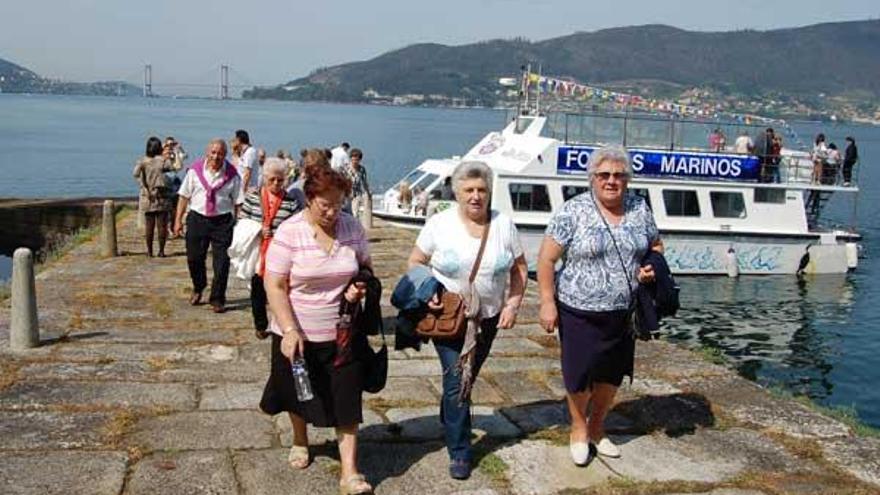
[291,358,314,402]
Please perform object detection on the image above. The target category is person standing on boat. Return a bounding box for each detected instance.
[734,130,753,154]
[824,143,842,185]
[811,133,828,184]
[754,128,775,183]
[842,137,858,186]
[406,161,528,480]
[709,128,726,152]
[770,133,783,183]
[439,176,455,200]
[345,148,371,225]
[536,145,659,467]
[173,138,244,313]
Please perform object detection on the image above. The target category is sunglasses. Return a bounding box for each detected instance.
[594,171,630,181]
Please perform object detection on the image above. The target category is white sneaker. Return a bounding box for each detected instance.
[569,441,591,466]
[596,437,620,458]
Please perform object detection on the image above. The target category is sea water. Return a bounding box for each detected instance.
[0,94,877,427]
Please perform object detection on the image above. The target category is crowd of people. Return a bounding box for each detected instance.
[810,133,859,186]
[132,135,674,493]
[712,127,859,185]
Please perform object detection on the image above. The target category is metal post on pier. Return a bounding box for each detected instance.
[101,200,118,258]
[10,248,39,350]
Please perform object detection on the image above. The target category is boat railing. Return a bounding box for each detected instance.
[518,110,858,189]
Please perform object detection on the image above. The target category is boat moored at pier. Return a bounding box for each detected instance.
[373,76,861,276]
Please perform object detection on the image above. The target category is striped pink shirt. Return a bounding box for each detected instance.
[265,211,370,342]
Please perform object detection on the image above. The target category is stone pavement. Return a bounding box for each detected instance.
[0,212,878,494]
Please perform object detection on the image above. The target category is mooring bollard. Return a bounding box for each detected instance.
[10,247,39,350]
[101,199,118,257]
[362,195,374,229]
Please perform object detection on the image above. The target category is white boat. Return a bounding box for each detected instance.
[373,77,861,276]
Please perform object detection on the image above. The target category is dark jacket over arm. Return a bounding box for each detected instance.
[635,251,680,340]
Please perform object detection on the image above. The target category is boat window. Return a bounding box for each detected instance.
[662,190,701,217]
[630,188,652,210]
[754,188,786,204]
[562,185,590,201]
[710,192,746,218]
[509,183,552,212]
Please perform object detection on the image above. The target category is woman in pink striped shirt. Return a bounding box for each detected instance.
[260,154,373,495]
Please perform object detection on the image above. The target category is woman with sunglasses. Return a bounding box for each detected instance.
[536,145,659,467]
[239,157,303,340]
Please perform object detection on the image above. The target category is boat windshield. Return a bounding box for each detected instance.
[412,172,440,190]
[396,169,423,187]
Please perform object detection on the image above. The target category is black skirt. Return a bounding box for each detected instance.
[557,301,634,393]
[260,335,364,427]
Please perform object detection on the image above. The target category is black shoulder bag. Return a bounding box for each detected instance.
[362,320,388,394]
[592,192,648,341]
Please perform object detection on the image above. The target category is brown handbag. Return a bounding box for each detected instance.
[415,218,490,340]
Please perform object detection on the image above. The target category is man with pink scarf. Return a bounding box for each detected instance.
[174,138,244,313]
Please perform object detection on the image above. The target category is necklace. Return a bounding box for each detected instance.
[305,209,336,254]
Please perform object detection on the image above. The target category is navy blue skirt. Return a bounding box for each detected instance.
[557,301,634,393]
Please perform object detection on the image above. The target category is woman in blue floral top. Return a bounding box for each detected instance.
[536,145,660,467]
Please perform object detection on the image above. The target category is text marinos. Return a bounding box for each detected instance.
[556,146,761,181]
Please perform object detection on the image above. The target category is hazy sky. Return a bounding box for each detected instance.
[2,0,876,90]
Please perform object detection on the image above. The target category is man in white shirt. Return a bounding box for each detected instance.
[173,138,244,313]
[330,142,351,171]
[734,131,753,154]
[233,129,261,192]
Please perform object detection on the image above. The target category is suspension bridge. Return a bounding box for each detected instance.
[119,64,278,99]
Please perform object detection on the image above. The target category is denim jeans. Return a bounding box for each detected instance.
[433,315,499,462]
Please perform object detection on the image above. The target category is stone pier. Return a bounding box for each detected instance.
[0,213,877,494]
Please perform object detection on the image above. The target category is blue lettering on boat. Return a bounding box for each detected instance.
[558,145,756,181]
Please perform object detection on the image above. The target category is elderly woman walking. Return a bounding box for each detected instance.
[260,156,374,495]
[134,136,175,257]
[407,161,528,480]
[536,145,659,466]
[239,157,303,340]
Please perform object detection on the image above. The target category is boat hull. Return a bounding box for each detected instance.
[372,210,856,275]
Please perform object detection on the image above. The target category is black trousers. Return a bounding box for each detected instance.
[251,274,269,331]
[185,211,234,305]
[842,160,856,183]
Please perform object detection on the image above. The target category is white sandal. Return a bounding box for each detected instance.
[339,473,372,494]
[288,445,310,469]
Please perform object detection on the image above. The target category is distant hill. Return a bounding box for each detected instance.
[243,20,880,117]
[0,56,139,96]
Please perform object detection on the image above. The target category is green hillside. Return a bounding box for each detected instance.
[243,20,880,119]
[0,57,139,96]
